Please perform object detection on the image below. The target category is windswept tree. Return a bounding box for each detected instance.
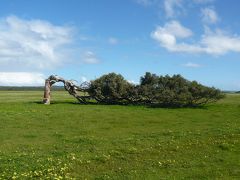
[43,72,224,107]
[136,72,224,107]
[188,81,224,106]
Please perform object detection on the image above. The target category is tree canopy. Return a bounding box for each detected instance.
[87,72,224,107]
[88,73,133,104]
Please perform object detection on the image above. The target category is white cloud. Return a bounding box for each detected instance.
[82,51,100,64]
[0,72,45,86]
[127,80,139,84]
[153,21,193,39]
[108,37,118,45]
[201,30,240,55]
[201,7,219,24]
[183,62,202,68]
[151,21,194,50]
[80,76,88,82]
[151,21,240,55]
[164,0,183,18]
[0,15,74,70]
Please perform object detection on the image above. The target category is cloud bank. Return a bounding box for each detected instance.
[0,15,101,86]
[0,72,45,86]
[0,15,74,70]
[151,21,240,55]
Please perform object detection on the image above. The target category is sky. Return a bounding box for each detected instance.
[0,0,240,90]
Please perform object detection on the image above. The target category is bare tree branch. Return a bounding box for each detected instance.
[43,75,90,104]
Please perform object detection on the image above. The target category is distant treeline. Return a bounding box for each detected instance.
[222,91,240,94]
[0,86,65,91]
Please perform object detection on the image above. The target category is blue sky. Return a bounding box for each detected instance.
[0,0,240,90]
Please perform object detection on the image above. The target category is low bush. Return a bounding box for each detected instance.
[88,72,224,107]
[88,73,133,104]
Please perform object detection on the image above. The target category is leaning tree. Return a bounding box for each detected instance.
[42,75,90,104]
[43,73,224,107]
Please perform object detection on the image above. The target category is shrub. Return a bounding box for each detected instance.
[138,72,224,107]
[188,81,225,106]
[88,73,133,104]
[88,72,224,107]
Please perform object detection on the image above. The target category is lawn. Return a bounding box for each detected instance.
[0,91,239,179]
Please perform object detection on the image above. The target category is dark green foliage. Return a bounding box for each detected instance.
[138,72,224,107]
[188,80,225,106]
[88,72,224,107]
[88,73,133,104]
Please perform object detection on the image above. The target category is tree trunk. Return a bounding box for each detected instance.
[43,79,51,104]
[42,75,90,104]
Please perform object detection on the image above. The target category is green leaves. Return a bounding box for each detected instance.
[87,72,224,107]
[138,73,224,107]
[88,73,133,104]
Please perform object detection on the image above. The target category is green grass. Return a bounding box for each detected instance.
[0,91,239,179]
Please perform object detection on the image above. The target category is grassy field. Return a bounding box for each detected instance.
[0,91,239,179]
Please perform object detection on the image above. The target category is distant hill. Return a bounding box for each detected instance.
[0,86,65,91]
[236,91,240,94]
